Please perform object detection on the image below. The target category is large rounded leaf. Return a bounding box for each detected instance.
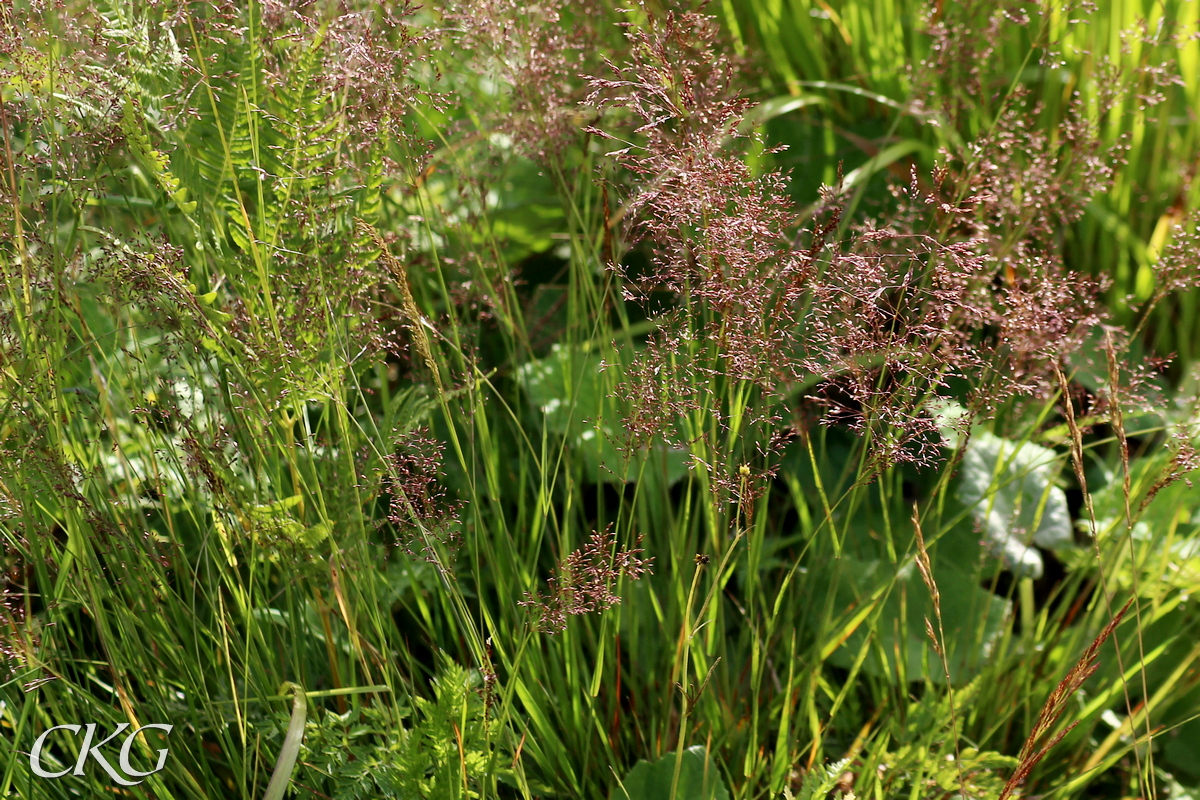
[612,746,731,800]
[956,430,1073,579]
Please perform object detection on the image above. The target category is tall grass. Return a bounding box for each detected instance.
[721,0,1200,367]
[1,1,1199,799]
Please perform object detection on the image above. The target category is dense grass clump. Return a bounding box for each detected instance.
[2,1,1199,799]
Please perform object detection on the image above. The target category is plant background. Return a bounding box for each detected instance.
[1,0,1200,798]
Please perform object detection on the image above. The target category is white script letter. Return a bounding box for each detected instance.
[72,724,143,787]
[29,724,81,779]
[118,724,173,779]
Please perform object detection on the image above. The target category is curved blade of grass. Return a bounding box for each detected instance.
[262,682,307,800]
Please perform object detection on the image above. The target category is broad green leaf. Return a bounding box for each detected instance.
[517,344,689,485]
[613,746,731,800]
[806,556,1010,683]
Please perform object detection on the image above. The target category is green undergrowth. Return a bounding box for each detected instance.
[1,1,1199,799]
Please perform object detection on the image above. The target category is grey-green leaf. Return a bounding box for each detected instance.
[956,430,1073,579]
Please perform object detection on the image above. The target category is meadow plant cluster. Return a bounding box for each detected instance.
[586,7,1125,490]
[442,0,601,162]
[2,0,1200,799]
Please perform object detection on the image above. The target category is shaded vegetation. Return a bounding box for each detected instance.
[1,1,1199,799]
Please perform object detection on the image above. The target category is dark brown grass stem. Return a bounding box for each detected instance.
[997,598,1134,800]
[356,218,443,393]
[1052,364,1144,789]
[0,88,29,318]
[1103,330,1157,799]
[911,504,967,796]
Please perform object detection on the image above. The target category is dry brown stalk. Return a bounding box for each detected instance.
[997,598,1134,800]
[912,504,967,796]
[356,218,443,392]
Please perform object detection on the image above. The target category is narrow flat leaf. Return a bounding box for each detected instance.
[262,683,307,800]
